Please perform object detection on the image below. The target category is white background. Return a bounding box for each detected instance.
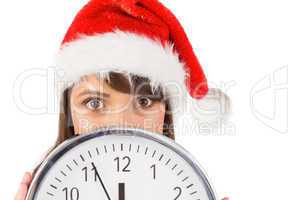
[0,0,299,199]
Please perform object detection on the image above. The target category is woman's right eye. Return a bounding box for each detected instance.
[136,96,153,109]
[83,98,104,111]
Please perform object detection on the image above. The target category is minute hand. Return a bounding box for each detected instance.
[91,162,112,200]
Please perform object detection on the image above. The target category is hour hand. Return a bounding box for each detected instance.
[119,183,125,200]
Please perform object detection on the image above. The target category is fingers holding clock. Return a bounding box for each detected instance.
[15,172,32,200]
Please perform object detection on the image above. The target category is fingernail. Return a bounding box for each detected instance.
[21,172,30,183]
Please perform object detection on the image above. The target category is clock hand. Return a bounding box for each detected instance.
[119,183,125,200]
[91,162,112,200]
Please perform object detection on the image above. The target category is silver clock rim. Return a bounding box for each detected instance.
[26,127,217,200]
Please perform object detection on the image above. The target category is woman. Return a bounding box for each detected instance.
[15,0,230,199]
[15,71,175,199]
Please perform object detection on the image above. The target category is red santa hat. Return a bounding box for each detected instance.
[55,0,231,132]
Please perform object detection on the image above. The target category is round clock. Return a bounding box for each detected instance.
[26,128,217,200]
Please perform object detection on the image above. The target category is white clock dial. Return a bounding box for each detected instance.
[27,128,217,200]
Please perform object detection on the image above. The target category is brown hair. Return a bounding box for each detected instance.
[31,72,175,176]
[54,72,175,149]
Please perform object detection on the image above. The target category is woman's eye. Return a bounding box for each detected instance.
[136,96,153,108]
[84,98,104,111]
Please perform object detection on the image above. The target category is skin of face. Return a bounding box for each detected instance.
[69,74,166,135]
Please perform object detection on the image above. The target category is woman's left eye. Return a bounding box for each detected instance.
[83,98,104,111]
[136,96,153,108]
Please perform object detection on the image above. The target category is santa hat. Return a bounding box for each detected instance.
[55,0,231,133]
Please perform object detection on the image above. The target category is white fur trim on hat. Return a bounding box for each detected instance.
[171,88,231,135]
[54,30,230,130]
[55,30,186,91]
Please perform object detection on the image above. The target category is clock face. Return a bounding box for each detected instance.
[27,129,216,200]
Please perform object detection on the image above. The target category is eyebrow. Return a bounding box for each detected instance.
[78,90,110,98]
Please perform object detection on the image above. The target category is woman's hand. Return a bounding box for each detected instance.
[15,172,32,200]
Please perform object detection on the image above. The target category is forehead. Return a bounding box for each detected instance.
[71,74,115,96]
[75,74,106,89]
[70,73,164,98]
